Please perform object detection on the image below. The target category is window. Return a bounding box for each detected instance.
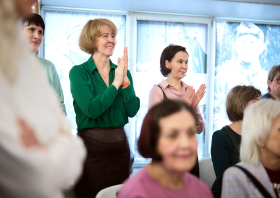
[43,9,126,134]
[133,19,209,163]
[213,21,280,132]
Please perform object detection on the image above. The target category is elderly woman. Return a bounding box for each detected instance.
[222,99,280,198]
[69,19,140,197]
[211,85,261,198]
[0,0,86,198]
[118,100,213,198]
[148,45,206,177]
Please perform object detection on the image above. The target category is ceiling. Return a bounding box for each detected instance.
[40,0,280,21]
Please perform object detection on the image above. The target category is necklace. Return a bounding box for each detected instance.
[99,71,109,79]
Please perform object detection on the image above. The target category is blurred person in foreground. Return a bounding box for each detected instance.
[118,100,213,198]
[263,65,280,100]
[22,13,66,114]
[0,0,86,198]
[211,85,261,198]
[222,99,280,198]
[69,19,140,198]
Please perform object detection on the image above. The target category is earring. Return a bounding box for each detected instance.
[260,147,264,152]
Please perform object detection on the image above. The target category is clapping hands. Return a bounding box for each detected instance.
[182,84,206,108]
[113,47,129,88]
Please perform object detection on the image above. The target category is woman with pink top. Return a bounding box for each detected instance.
[118,100,213,198]
[148,44,206,177]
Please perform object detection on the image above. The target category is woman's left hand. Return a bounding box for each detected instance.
[191,84,206,108]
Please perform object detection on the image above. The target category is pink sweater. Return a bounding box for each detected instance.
[118,168,213,198]
[148,80,205,134]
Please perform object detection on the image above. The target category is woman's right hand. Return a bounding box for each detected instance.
[18,118,45,149]
[182,86,195,106]
[112,52,126,89]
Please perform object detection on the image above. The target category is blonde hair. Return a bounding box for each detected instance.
[79,18,117,54]
[240,99,280,165]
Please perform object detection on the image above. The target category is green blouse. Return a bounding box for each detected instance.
[211,126,241,198]
[69,57,140,130]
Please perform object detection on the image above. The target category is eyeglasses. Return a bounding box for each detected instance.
[272,77,280,84]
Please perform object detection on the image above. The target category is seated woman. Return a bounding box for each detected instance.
[148,44,206,177]
[222,99,280,198]
[211,85,261,198]
[118,100,213,198]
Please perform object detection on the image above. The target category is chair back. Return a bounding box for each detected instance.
[96,184,122,198]
[199,158,216,188]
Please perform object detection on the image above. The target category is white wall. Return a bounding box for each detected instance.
[41,0,280,21]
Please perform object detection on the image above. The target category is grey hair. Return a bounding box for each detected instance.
[240,99,280,165]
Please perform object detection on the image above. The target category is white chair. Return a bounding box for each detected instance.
[96,184,123,198]
[199,158,216,188]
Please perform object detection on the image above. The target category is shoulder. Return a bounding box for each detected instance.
[262,93,274,99]
[37,57,54,66]
[223,162,257,182]
[185,173,213,196]
[149,85,161,94]
[212,127,228,140]
[118,168,150,197]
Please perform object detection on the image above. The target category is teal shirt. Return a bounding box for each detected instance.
[37,56,66,113]
[69,57,140,130]
[211,126,241,198]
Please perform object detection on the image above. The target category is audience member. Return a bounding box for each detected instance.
[263,65,280,100]
[69,19,140,197]
[222,99,280,198]
[148,44,206,177]
[211,85,261,198]
[118,100,213,198]
[0,0,86,197]
[22,13,66,113]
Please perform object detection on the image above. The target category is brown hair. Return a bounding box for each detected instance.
[267,65,280,91]
[79,18,117,54]
[226,85,261,122]
[138,100,197,161]
[22,13,45,34]
[160,45,188,77]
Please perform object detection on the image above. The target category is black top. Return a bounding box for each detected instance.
[211,126,241,198]
[262,93,276,100]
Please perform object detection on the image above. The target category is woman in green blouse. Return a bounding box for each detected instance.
[69,19,140,198]
[211,85,261,198]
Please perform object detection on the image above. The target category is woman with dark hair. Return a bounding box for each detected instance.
[118,100,213,198]
[211,85,261,198]
[148,44,206,177]
[69,19,140,197]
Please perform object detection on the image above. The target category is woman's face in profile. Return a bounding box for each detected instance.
[157,109,198,173]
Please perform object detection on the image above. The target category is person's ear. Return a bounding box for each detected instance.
[268,80,272,87]
[165,60,170,70]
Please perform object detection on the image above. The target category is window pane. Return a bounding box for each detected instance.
[135,20,208,162]
[213,21,280,132]
[44,10,126,133]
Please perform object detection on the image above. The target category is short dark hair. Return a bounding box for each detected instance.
[226,85,261,122]
[22,14,45,34]
[137,100,197,161]
[267,65,280,91]
[160,45,188,77]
